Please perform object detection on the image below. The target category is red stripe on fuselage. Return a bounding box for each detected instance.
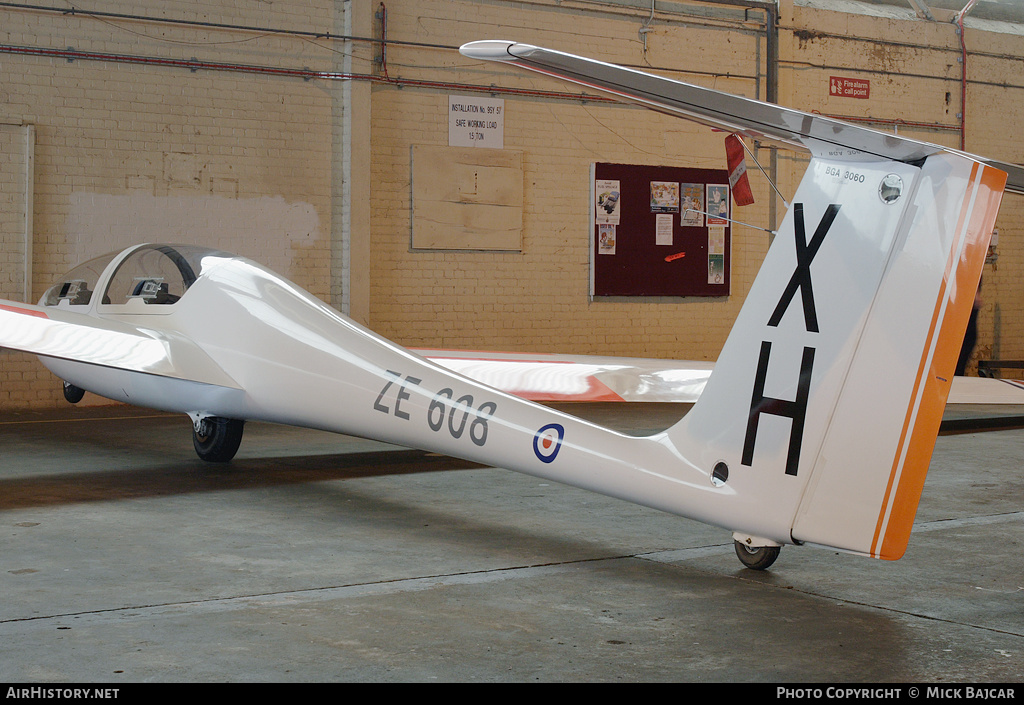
[0,303,49,319]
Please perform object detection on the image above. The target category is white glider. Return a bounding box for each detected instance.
[0,41,1019,571]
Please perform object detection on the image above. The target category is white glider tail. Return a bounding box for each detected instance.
[668,154,1002,558]
[460,41,1010,559]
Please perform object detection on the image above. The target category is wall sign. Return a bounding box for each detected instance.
[829,76,870,99]
[448,95,505,149]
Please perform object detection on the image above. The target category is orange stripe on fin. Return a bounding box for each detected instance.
[872,163,1007,560]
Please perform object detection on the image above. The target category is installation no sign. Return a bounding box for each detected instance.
[449,95,505,149]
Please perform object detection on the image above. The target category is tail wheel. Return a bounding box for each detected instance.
[193,417,245,462]
[62,381,85,404]
[734,540,781,570]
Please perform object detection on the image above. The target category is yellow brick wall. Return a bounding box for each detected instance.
[367,0,1024,378]
[367,0,773,359]
[0,0,1022,409]
[0,1,338,406]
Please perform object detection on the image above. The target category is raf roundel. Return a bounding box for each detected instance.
[533,423,565,463]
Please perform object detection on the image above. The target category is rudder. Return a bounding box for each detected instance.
[794,153,1005,558]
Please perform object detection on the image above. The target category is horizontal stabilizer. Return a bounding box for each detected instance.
[460,41,1024,193]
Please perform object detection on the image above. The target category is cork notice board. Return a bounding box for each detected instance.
[593,162,731,297]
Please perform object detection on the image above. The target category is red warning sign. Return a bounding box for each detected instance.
[830,76,870,99]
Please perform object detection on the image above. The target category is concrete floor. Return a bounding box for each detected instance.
[0,402,1022,683]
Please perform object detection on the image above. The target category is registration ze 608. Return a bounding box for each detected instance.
[373,370,498,447]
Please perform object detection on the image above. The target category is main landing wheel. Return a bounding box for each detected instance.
[193,417,245,463]
[734,540,781,571]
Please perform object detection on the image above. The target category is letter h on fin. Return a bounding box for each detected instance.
[742,341,815,476]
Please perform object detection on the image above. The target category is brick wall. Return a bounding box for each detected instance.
[0,0,1021,409]
[0,1,338,406]
[367,0,772,360]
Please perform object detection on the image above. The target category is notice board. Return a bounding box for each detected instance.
[592,162,731,298]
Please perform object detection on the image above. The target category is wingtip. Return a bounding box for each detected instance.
[459,40,517,60]
[460,40,543,61]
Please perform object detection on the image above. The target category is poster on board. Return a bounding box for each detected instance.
[706,184,730,225]
[680,183,705,227]
[650,181,679,213]
[708,225,726,284]
[598,224,616,254]
[595,180,621,224]
[655,214,673,245]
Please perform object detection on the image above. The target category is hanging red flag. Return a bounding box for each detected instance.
[725,134,755,206]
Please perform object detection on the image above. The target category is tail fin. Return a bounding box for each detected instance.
[461,41,1010,558]
[666,151,1004,558]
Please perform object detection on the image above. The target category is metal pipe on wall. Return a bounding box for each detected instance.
[1,120,34,303]
[955,0,978,151]
[23,123,33,304]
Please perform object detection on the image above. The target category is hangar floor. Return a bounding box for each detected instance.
[0,402,1022,683]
